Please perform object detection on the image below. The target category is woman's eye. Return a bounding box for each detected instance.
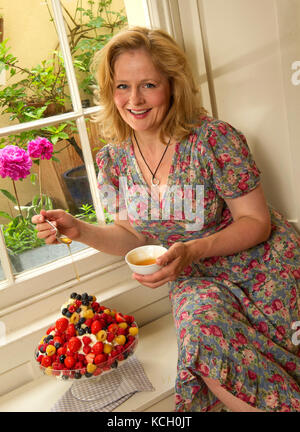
[144,83,155,88]
[116,84,127,89]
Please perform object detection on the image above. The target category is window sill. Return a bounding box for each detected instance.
[0,313,177,412]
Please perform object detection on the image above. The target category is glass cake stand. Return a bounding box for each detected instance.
[34,336,138,402]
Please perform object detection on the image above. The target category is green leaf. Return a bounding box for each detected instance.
[0,211,13,221]
[0,189,17,204]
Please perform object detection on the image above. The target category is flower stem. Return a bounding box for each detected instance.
[12,180,24,222]
[39,162,43,210]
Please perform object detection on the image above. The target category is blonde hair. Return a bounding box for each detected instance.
[91,26,206,144]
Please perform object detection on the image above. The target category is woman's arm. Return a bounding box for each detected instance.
[188,184,271,260]
[132,184,271,288]
[33,210,148,256]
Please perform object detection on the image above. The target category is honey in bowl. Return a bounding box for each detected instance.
[132,257,157,266]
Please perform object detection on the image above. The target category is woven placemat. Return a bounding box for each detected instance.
[50,355,155,412]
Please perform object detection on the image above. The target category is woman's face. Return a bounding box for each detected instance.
[113,49,171,137]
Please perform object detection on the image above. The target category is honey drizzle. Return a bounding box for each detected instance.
[66,244,80,282]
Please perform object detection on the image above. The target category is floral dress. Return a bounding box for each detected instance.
[96,116,300,412]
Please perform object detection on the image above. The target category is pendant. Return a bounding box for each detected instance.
[151,176,160,187]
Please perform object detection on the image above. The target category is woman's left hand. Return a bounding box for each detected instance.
[132,242,196,288]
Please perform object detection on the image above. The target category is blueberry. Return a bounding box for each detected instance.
[74,372,82,379]
[82,293,88,299]
[40,346,45,353]
[76,294,82,300]
[111,361,118,369]
[85,372,93,378]
[78,328,85,336]
[54,342,61,349]
[82,300,89,306]
[79,317,86,324]
[59,355,66,364]
[70,292,77,299]
[62,374,69,380]
[62,308,68,316]
[66,311,72,318]
[76,307,82,313]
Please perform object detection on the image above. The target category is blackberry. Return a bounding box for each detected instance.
[79,317,86,325]
[70,292,77,299]
[74,372,82,379]
[78,328,85,336]
[85,372,93,378]
[76,294,82,301]
[54,342,61,349]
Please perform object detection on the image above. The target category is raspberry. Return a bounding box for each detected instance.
[85,318,93,327]
[117,328,127,336]
[41,356,52,368]
[68,305,76,313]
[83,345,91,354]
[82,336,92,346]
[106,332,115,342]
[57,346,67,356]
[56,318,69,333]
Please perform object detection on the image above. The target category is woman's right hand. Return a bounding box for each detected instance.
[31,209,80,245]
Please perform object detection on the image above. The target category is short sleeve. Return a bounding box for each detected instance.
[201,120,261,199]
[96,145,126,218]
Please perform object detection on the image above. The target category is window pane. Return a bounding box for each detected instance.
[46,0,128,109]
[0,120,102,275]
[0,0,73,131]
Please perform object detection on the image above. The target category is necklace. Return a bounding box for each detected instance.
[133,131,171,187]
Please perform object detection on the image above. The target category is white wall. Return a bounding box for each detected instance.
[143,0,300,231]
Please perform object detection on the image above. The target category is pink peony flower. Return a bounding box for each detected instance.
[0,145,32,180]
[27,137,53,160]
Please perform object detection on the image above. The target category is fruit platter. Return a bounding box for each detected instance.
[34,292,138,384]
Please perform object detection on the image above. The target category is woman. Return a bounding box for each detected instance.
[32,27,300,412]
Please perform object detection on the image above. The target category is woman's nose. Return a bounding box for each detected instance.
[129,87,144,105]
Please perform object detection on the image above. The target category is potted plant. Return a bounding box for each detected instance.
[0,0,127,210]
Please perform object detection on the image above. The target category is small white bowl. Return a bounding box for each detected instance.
[125,245,167,275]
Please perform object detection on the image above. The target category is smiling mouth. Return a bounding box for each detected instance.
[128,108,151,115]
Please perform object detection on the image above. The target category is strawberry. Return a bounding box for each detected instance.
[94,353,107,365]
[91,341,104,355]
[56,317,69,333]
[85,353,95,364]
[46,325,56,335]
[66,323,76,337]
[108,323,119,334]
[115,312,126,323]
[68,337,82,353]
[91,320,102,335]
[64,355,76,369]
[53,336,64,346]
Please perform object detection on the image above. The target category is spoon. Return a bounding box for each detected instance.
[44,219,72,245]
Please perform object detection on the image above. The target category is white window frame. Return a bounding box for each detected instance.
[0,0,123,312]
